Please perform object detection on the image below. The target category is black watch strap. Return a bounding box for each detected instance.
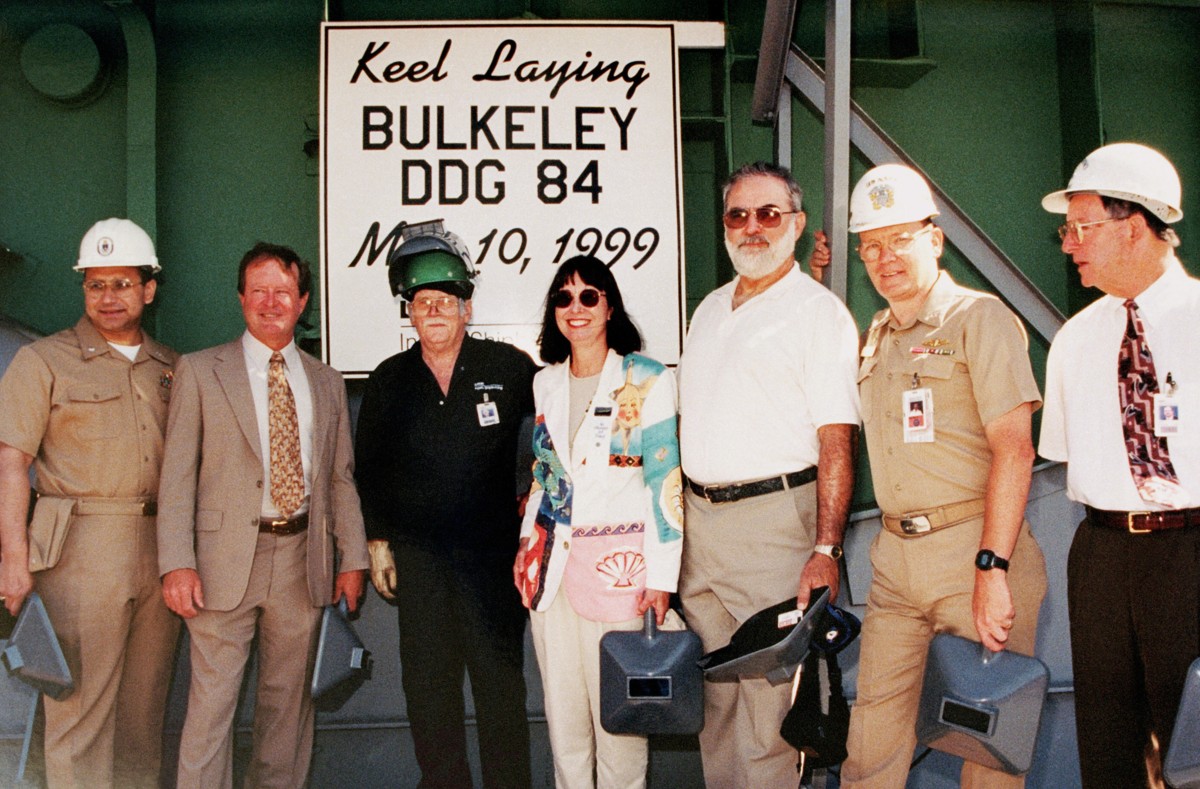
[975,549,1010,572]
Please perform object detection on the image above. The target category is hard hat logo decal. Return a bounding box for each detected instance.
[97,237,114,256]
[869,184,894,211]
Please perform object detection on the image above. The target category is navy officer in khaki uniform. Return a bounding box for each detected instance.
[0,218,179,788]
[836,165,1048,788]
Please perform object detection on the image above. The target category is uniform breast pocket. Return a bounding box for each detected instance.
[65,384,123,440]
[912,355,969,406]
[916,356,957,380]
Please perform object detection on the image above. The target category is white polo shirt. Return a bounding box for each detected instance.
[1040,261,1200,510]
[678,264,861,485]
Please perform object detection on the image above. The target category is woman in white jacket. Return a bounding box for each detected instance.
[513,255,684,789]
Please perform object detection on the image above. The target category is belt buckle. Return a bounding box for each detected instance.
[268,518,290,533]
[900,515,932,535]
[1127,511,1153,534]
[701,484,727,503]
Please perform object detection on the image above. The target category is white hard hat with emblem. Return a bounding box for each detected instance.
[75,218,160,273]
[1041,142,1183,224]
[849,164,940,234]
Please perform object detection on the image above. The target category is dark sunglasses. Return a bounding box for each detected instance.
[552,288,604,309]
[722,206,799,230]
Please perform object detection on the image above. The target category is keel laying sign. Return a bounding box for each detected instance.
[320,22,686,376]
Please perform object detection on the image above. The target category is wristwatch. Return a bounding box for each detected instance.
[974,549,1010,572]
[814,544,844,560]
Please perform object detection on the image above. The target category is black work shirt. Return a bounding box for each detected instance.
[355,336,537,552]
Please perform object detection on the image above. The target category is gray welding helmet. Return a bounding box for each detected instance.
[599,609,704,736]
[387,219,476,301]
[916,633,1049,775]
[1,593,74,700]
[311,598,372,706]
[1165,656,1200,788]
[698,587,831,686]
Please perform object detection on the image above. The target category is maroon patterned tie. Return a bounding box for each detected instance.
[1118,300,1179,496]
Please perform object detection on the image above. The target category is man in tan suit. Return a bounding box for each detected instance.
[157,242,368,789]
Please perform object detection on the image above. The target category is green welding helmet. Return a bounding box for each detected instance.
[387,219,476,301]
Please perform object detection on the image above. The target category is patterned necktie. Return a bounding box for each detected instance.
[268,352,304,517]
[1118,300,1179,500]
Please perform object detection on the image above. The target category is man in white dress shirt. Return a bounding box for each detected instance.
[1040,142,1200,788]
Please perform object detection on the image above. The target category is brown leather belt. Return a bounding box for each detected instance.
[1085,505,1200,535]
[687,467,818,505]
[882,498,986,537]
[259,512,309,535]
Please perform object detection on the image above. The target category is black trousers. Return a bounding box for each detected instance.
[1067,515,1200,788]
[394,542,532,789]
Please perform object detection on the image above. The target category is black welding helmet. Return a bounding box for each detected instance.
[387,219,476,301]
[698,587,831,686]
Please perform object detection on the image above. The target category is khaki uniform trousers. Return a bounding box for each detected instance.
[36,513,179,789]
[841,517,1047,788]
[530,590,685,789]
[679,483,816,789]
[176,531,321,789]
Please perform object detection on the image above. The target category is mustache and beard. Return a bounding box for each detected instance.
[723,219,799,279]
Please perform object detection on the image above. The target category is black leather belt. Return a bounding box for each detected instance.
[1086,505,1200,535]
[687,467,818,505]
[259,512,309,536]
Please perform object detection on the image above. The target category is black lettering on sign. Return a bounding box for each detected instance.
[349,39,450,84]
[472,39,651,99]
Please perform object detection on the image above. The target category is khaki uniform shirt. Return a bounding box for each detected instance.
[0,315,177,506]
[857,272,1041,516]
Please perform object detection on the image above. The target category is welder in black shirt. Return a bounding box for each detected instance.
[355,220,537,789]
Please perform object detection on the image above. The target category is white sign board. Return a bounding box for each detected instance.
[320,22,686,376]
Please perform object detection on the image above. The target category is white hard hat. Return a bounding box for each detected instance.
[1042,142,1183,223]
[75,218,160,273]
[849,164,940,233]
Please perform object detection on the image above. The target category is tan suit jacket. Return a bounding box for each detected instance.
[157,338,368,610]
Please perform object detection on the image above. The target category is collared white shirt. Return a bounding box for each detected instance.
[242,332,314,517]
[1040,261,1200,510]
[678,264,861,485]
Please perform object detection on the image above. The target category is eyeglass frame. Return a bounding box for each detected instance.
[1057,217,1127,244]
[722,206,801,230]
[82,278,142,296]
[408,294,462,315]
[552,287,605,310]
[856,224,938,263]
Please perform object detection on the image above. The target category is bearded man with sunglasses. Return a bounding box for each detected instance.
[838,164,1047,788]
[0,218,179,787]
[354,221,536,789]
[677,162,860,788]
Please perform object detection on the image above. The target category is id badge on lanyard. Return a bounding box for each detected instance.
[477,394,500,427]
[903,374,934,444]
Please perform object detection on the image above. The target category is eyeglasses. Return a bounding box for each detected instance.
[857,225,936,263]
[722,206,799,230]
[410,295,460,314]
[552,288,604,309]
[83,278,140,296]
[1057,217,1126,244]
